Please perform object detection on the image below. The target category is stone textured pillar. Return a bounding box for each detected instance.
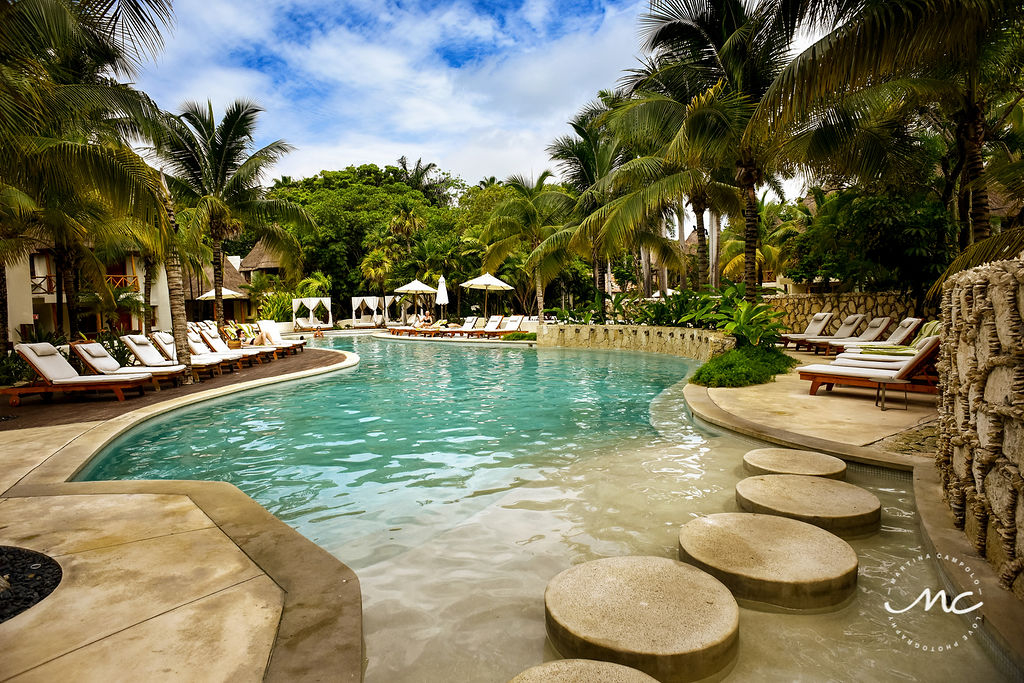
[937,259,1024,599]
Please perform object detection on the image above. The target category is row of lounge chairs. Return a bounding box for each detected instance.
[389,315,526,339]
[2,320,308,406]
[791,316,943,396]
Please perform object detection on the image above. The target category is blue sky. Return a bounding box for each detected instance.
[136,0,648,185]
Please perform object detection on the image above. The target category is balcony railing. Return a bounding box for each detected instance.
[31,275,55,294]
[106,275,140,291]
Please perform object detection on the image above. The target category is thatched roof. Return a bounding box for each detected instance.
[183,258,250,301]
[240,239,282,272]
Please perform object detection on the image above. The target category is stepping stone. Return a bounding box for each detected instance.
[509,659,658,682]
[678,513,858,609]
[544,556,738,682]
[743,448,846,479]
[735,475,881,537]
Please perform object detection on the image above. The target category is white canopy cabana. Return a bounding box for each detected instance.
[293,296,333,330]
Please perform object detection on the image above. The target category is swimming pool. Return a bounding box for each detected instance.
[80,336,1012,682]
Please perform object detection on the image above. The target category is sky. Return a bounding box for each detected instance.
[135,0,651,187]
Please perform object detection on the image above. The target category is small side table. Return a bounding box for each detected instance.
[872,377,910,411]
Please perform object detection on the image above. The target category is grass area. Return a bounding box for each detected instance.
[689,345,797,388]
[501,332,536,341]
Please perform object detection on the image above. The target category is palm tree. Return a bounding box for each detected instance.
[477,176,501,189]
[483,172,575,317]
[150,99,314,327]
[395,156,453,207]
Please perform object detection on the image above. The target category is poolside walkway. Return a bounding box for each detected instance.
[0,349,364,682]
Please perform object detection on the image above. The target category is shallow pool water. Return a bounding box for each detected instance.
[81,336,1014,682]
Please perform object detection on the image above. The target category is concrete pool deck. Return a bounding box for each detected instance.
[2,343,1023,679]
[0,349,364,682]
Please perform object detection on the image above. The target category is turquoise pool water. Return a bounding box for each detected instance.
[80,336,1013,682]
[79,336,695,564]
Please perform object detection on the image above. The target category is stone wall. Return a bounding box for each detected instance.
[766,292,936,333]
[536,324,735,362]
[937,259,1024,598]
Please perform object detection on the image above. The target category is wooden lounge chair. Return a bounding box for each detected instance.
[780,312,833,348]
[464,315,504,338]
[149,332,231,379]
[830,317,922,354]
[2,342,153,406]
[198,326,277,363]
[792,313,866,351]
[70,341,186,388]
[186,331,248,368]
[797,336,940,396]
[439,316,479,337]
[470,314,524,339]
[840,320,939,356]
[121,333,219,382]
[257,320,306,354]
[808,316,891,355]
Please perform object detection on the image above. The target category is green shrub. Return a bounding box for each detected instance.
[0,351,33,386]
[689,345,798,388]
[502,332,536,341]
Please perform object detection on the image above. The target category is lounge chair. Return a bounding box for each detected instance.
[464,315,504,338]
[469,314,524,339]
[121,333,220,382]
[70,341,186,388]
[797,336,940,396]
[841,320,940,355]
[806,316,891,355]
[440,316,479,337]
[198,326,278,363]
[148,332,232,379]
[830,317,922,354]
[1,342,153,406]
[186,331,248,368]
[257,320,306,354]
[780,312,834,348]
[791,314,866,351]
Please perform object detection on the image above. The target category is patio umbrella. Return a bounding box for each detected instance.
[436,275,449,319]
[394,278,437,321]
[197,287,245,300]
[460,272,513,318]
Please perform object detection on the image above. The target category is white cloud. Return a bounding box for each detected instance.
[135,0,647,185]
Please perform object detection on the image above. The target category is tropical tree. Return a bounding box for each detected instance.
[149,99,314,327]
[483,172,575,317]
[395,156,456,207]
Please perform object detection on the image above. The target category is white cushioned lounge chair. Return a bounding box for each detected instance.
[186,331,249,368]
[1,342,153,406]
[197,326,278,362]
[797,336,940,396]
[780,312,833,348]
[805,316,891,355]
[791,314,866,351]
[441,316,479,337]
[834,317,922,353]
[469,314,524,338]
[71,341,185,388]
[148,331,231,379]
[257,320,306,354]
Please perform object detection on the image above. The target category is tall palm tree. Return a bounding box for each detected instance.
[484,172,575,317]
[395,156,453,207]
[150,99,314,327]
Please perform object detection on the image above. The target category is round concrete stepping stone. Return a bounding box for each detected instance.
[678,513,858,609]
[735,475,881,537]
[544,556,738,682]
[742,448,847,479]
[509,659,658,683]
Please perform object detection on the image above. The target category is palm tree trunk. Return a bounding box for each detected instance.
[742,184,759,300]
[0,263,9,348]
[162,195,193,383]
[534,270,545,323]
[64,262,79,340]
[142,258,154,334]
[212,236,225,327]
[964,120,990,241]
[54,255,65,335]
[691,204,708,289]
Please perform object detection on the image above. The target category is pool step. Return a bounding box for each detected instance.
[678,512,859,609]
[508,659,658,682]
[735,474,881,537]
[742,447,847,479]
[543,556,739,682]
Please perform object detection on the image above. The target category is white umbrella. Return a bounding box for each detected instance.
[460,272,513,318]
[394,279,437,320]
[197,287,245,300]
[436,275,449,320]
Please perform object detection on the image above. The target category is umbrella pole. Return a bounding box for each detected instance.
[484,289,489,319]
